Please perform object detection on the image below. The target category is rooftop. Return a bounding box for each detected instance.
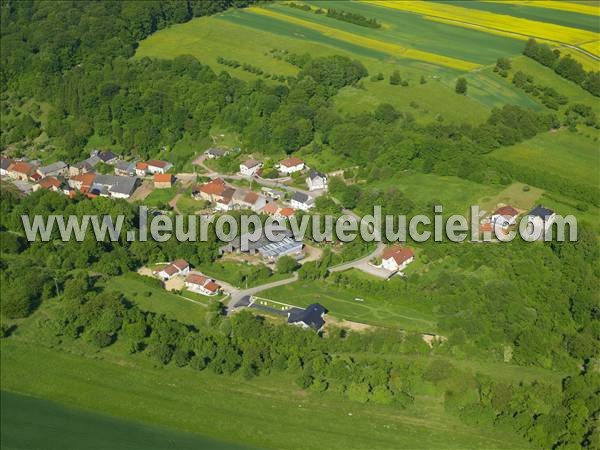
[280,157,304,168]
[382,246,414,265]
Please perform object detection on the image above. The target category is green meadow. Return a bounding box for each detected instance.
[0,339,531,450]
[1,391,247,450]
[491,128,600,188]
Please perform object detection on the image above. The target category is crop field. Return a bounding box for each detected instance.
[490,129,600,188]
[136,1,544,123]
[0,340,531,450]
[369,1,599,53]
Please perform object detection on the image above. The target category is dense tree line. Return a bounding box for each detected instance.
[512,70,569,110]
[523,39,600,97]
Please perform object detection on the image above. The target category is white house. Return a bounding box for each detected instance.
[306,169,328,191]
[278,157,304,175]
[290,191,314,211]
[527,205,556,237]
[381,246,414,272]
[154,259,190,281]
[239,159,262,176]
[146,159,173,174]
[491,205,519,230]
[204,148,229,159]
[185,272,221,296]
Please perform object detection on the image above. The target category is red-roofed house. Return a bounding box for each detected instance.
[277,207,295,219]
[69,172,96,193]
[278,157,305,174]
[35,177,62,192]
[7,161,33,181]
[185,272,221,296]
[491,205,519,230]
[153,173,173,189]
[146,159,173,174]
[238,191,266,212]
[154,259,190,281]
[382,246,414,272]
[135,162,149,177]
[262,202,280,216]
[195,178,227,202]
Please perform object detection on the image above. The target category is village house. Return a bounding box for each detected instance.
[261,187,284,200]
[146,159,173,174]
[0,157,13,176]
[113,160,135,176]
[306,169,328,191]
[491,205,519,231]
[153,173,173,189]
[527,205,556,236]
[290,191,314,211]
[261,202,280,216]
[287,303,326,332]
[68,172,96,193]
[195,178,227,202]
[237,191,267,212]
[33,176,62,192]
[7,161,34,181]
[184,272,221,296]
[278,157,304,175]
[135,162,149,177]
[239,159,262,177]
[215,187,236,211]
[204,148,229,159]
[381,246,415,272]
[69,156,99,176]
[155,259,190,281]
[91,149,118,164]
[90,174,138,199]
[277,207,295,220]
[36,161,68,178]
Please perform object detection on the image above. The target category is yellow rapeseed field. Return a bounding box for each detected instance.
[368,1,598,48]
[580,40,600,57]
[485,1,600,16]
[247,6,481,71]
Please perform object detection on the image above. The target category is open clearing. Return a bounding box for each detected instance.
[491,128,600,188]
[0,340,530,450]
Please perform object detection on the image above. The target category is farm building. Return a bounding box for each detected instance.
[184,273,221,296]
[219,230,303,260]
[204,148,229,159]
[155,259,190,281]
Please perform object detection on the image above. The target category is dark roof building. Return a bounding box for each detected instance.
[287,303,327,331]
[528,205,555,219]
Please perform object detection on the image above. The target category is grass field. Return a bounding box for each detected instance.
[367,172,502,216]
[142,186,179,208]
[260,274,438,331]
[0,340,532,450]
[490,128,600,188]
[135,2,541,124]
[478,182,544,213]
[1,391,246,450]
[197,260,289,289]
[102,273,207,327]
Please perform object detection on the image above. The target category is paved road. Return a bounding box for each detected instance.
[227,272,299,312]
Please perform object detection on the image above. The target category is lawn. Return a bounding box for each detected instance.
[490,128,600,188]
[197,260,289,289]
[368,172,502,216]
[0,339,531,450]
[142,186,179,208]
[477,182,544,214]
[259,273,438,332]
[102,273,207,327]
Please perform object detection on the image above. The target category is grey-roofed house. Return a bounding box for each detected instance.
[0,156,12,176]
[204,148,229,159]
[113,160,135,176]
[287,303,327,331]
[91,174,138,199]
[306,169,328,191]
[91,149,118,164]
[290,191,314,211]
[70,155,101,176]
[37,161,68,178]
